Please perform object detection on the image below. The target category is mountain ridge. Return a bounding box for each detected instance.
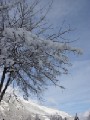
[0,93,72,120]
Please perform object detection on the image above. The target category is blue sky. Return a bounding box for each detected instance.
[39,0,90,115]
[1,0,90,116]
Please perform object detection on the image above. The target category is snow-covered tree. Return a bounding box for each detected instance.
[35,114,40,120]
[64,117,67,120]
[50,114,62,120]
[0,0,82,101]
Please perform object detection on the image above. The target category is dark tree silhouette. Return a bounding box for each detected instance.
[74,113,79,120]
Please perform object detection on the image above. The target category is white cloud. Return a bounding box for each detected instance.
[83,110,90,117]
[79,109,90,119]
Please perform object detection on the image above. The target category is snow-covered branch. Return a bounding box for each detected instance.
[0,0,82,101]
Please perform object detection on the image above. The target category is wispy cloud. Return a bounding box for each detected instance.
[43,60,90,115]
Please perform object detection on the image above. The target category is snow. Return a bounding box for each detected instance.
[0,27,81,69]
[3,28,82,55]
[21,98,71,119]
[0,0,23,11]
[0,93,72,120]
[5,59,14,66]
[0,100,9,116]
[0,5,8,10]
[0,26,82,99]
[45,118,50,120]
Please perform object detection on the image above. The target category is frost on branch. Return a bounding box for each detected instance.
[0,27,82,99]
[0,0,82,100]
[0,0,23,11]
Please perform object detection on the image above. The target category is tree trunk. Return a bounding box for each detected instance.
[0,67,11,102]
[0,67,7,93]
[0,74,11,102]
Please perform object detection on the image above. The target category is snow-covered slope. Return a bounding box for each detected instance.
[0,93,72,120]
[22,99,70,118]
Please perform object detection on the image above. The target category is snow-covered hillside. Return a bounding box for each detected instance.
[0,93,72,120]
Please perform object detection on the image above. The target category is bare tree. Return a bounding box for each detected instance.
[0,0,82,101]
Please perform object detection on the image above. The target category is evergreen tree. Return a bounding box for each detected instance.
[35,114,40,120]
[74,113,79,120]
